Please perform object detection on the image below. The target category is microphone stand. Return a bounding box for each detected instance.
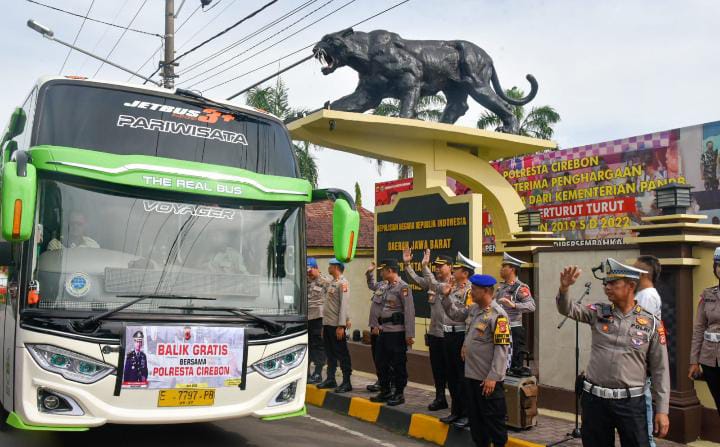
[547,282,591,446]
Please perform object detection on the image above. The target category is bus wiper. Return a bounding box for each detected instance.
[157,305,284,334]
[73,294,217,332]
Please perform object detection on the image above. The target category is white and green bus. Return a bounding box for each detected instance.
[0,76,358,431]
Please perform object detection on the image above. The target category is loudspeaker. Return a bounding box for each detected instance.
[503,375,538,430]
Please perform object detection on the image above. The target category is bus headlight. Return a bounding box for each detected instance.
[252,344,306,379]
[27,344,115,384]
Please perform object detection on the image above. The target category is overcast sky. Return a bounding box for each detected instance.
[4,0,720,210]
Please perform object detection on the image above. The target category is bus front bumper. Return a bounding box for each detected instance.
[12,332,308,428]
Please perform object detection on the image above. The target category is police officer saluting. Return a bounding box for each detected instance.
[557,259,670,445]
[317,259,353,393]
[307,257,329,384]
[441,273,511,447]
[368,259,415,406]
[403,247,453,411]
[495,253,535,373]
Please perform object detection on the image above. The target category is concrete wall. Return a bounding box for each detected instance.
[534,248,639,391]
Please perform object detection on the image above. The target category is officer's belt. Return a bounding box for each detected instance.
[378,314,405,324]
[583,381,644,399]
[704,331,720,343]
[442,324,466,333]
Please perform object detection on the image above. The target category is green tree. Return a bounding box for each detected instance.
[354,181,362,208]
[372,94,447,178]
[476,87,560,140]
[245,77,319,187]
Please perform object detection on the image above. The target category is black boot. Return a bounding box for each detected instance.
[308,373,322,384]
[386,392,405,406]
[440,413,460,424]
[317,377,338,389]
[428,397,449,411]
[452,416,469,429]
[366,381,381,392]
[370,388,393,403]
[335,377,353,393]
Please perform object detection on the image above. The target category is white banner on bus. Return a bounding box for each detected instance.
[121,325,247,389]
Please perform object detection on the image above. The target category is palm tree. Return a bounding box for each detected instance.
[476,87,560,140]
[245,77,319,187]
[372,94,447,178]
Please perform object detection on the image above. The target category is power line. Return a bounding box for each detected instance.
[179,0,333,85]
[143,0,280,85]
[188,0,358,90]
[176,0,236,51]
[93,0,149,78]
[206,0,412,94]
[26,0,161,38]
[58,0,95,74]
[177,0,319,76]
[78,0,131,73]
[130,4,202,81]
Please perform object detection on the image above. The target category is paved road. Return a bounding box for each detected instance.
[0,406,431,447]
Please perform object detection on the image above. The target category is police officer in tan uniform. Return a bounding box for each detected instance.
[403,247,453,411]
[438,252,477,428]
[558,258,670,446]
[317,259,352,393]
[442,273,511,447]
[307,257,329,384]
[367,258,415,406]
[495,253,535,373]
[689,247,720,414]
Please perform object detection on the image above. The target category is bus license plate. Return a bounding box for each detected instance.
[157,389,215,407]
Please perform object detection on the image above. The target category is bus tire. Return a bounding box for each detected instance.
[0,402,9,431]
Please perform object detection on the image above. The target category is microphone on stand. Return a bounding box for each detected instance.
[557,282,592,329]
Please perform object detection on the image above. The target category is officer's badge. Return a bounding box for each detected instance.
[636,317,649,326]
[475,322,488,336]
[402,287,409,297]
[634,305,642,314]
[494,316,511,345]
[342,283,349,293]
[631,337,644,347]
[601,324,609,333]
[658,320,667,345]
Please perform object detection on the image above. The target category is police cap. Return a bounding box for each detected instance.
[133,330,144,341]
[432,255,454,266]
[469,274,497,288]
[377,258,400,271]
[307,257,319,269]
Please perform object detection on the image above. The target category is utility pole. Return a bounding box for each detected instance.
[162,0,176,89]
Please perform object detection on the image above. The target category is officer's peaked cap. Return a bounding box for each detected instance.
[133,330,144,340]
[432,254,454,266]
[453,252,479,272]
[502,252,526,268]
[377,258,400,271]
[604,258,647,282]
[469,274,497,288]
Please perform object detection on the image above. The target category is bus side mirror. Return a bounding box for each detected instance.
[2,152,37,242]
[332,198,359,263]
[312,188,360,263]
[2,108,27,147]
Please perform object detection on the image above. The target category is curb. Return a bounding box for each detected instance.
[305,385,544,447]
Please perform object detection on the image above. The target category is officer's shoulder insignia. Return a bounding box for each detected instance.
[402,287,409,297]
[658,320,667,345]
[633,305,642,314]
[465,289,472,307]
[586,303,597,311]
[342,282,349,293]
[494,316,511,345]
[519,285,530,296]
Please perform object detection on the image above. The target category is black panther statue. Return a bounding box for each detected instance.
[313,28,538,134]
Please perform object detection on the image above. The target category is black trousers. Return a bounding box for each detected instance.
[308,318,325,375]
[443,331,466,416]
[427,334,447,400]
[465,378,507,447]
[581,391,649,447]
[322,325,351,378]
[510,326,526,369]
[375,331,408,392]
[702,363,720,416]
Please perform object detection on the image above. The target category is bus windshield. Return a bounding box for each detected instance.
[30,179,303,317]
[32,81,298,178]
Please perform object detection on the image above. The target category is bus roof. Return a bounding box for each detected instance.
[32,76,282,123]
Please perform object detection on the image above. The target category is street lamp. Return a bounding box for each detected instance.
[516,209,542,232]
[655,183,693,215]
[26,19,161,86]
